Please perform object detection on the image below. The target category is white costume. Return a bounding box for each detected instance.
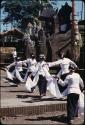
[25,60,63,98]
[12,50,17,59]
[48,57,77,77]
[58,72,84,115]
[58,72,84,95]
[25,60,48,92]
[6,60,24,83]
[23,58,37,81]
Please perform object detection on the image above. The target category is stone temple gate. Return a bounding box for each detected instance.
[0,3,83,64]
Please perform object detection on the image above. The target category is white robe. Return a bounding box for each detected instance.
[6,69,16,85]
[48,58,78,75]
[6,61,24,83]
[6,69,15,80]
[25,61,63,98]
[23,58,37,81]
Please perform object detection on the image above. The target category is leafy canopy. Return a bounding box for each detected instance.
[1,0,50,31]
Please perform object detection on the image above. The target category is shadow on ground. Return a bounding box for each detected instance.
[25,114,67,124]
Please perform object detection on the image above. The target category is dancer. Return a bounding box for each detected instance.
[48,52,78,92]
[23,54,37,82]
[6,57,25,85]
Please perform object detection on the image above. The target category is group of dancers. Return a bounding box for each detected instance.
[5,52,77,96]
[5,52,84,123]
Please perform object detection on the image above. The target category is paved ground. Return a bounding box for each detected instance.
[0,111,84,125]
[0,69,84,125]
[0,69,66,108]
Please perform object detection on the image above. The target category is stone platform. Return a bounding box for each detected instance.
[0,69,66,117]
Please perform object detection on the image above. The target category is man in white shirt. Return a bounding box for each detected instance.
[57,66,84,124]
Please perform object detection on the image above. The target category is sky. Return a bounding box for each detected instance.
[1,0,84,32]
[50,0,84,20]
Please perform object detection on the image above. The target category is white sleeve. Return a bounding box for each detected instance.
[33,63,39,74]
[42,63,49,71]
[22,60,27,63]
[69,59,78,68]
[22,59,29,66]
[79,76,84,89]
[57,70,62,77]
[35,60,37,66]
[48,60,61,68]
[58,76,69,86]
[7,62,15,69]
[17,61,23,65]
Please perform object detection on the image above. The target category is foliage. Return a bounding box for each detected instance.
[1,0,50,31]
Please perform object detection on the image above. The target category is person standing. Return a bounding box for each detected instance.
[57,66,84,124]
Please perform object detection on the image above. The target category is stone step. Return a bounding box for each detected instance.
[0,98,66,117]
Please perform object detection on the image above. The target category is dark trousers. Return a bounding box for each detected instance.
[12,71,25,84]
[38,75,47,96]
[58,73,69,92]
[67,93,79,121]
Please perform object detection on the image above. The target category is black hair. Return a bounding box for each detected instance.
[69,66,75,70]
[58,52,65,58]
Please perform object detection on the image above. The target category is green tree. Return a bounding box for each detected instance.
[1,0,50,32]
